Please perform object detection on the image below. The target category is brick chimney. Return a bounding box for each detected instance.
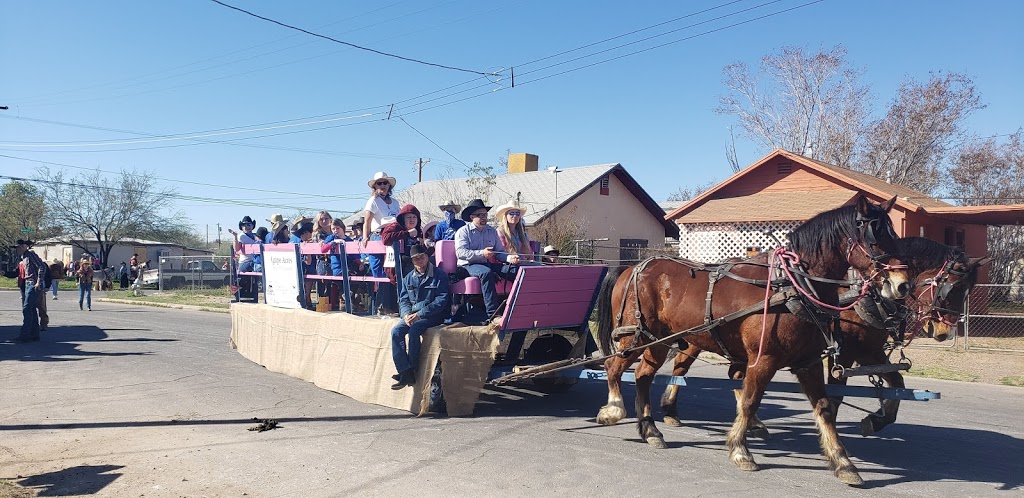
[507,153,539,174]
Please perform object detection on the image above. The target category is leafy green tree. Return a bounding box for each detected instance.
[0,180,49,246]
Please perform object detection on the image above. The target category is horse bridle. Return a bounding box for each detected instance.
[912,256,969,327]
[850,212,905,282]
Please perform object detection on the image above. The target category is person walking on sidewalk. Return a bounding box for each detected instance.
[76,255,94,311]
[390,244,450,390]
[14,239,46,342]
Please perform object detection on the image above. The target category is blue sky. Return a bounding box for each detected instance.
[1,0,1021,242]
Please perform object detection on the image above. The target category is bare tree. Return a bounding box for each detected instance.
[947,131,1024,284]
[667,179,718,203]
[858,72,985,194]
[717,45,871,167]
[34,167,185,267]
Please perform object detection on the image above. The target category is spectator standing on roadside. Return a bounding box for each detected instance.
[48,259,64,300]
[118,262,129,289]
[13,239,46,342]
[77,255,94,311]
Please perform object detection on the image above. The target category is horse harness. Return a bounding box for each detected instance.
[613,255,853,369]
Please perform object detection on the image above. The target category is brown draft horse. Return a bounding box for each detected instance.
[595,196,909,486]
[660,237,989,437]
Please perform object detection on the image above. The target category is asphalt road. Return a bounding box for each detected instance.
[1,291,1022,497]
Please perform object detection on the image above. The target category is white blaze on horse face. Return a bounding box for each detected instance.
[881,270,911,300]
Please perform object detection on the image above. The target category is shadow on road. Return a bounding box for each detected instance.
[0,325,162,363]
[0,413,414,432]
[15,464,123,497]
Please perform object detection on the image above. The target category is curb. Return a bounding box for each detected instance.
[96,298,230,314]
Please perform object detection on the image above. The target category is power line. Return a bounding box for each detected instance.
[0,152,370,199]
[208,0,498,77]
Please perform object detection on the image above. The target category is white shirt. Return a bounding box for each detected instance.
[364,196,402,233]
[237,231,258,264]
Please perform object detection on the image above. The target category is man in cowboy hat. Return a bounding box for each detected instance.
[290,215,314,232]
[13,239,47,342]
[433,199,465,242]
[228,216,260,301]
[48,258,64,300]
[454,199,517,321]
[389,244,449,390]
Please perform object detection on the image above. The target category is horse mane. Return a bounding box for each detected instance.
[896,237,963,268]
[787,204,859,262]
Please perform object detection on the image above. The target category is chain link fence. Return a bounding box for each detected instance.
[963,284,1024,353]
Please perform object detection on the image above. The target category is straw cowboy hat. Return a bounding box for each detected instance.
[438,199,461,212]
[367,171,397,189]
[238,215,256,230]
[460,198,492,222]
[290,215,313,231]
[266,213,285,225]
[494,199,528,220]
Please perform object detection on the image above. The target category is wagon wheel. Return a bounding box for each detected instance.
[523,334,578,392]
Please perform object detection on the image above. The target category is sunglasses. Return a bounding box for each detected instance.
[471,212,488,218]
[506,211,521,217]
[375,180,391,187]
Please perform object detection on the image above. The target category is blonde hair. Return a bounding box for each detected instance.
[497,212,529,256]
[312,211,333,242]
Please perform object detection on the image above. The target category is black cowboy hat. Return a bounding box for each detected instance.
[460,198,492,222]
[254,226,269,240]
[238,215,256,230]
[15,239,34,247]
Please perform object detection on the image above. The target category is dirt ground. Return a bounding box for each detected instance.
[903,343,1024,385]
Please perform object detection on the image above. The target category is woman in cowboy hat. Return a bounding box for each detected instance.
[228,216,259,273]
[266,214,286,243]
[493,199,535,265]
[361,172,403,313]
[433,199,465,241]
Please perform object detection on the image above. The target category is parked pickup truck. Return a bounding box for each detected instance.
[142,260,233,289]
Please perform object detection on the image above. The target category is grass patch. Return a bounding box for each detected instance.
[904,366,979,383]
[0,276,78,290]
[999,376,1024,387]
[103,289,232,309]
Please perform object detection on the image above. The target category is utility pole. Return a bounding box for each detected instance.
[206,224,209,247]
[216,223,222,246]
[415,157,430,183]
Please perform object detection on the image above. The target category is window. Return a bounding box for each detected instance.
[201,261,219,272]
[600,175,610,196]
[619,239,648,263]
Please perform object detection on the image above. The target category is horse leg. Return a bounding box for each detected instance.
[635,345,670,449]
[730,388,771,440]
[861,371,905,436]
[726,360,777,471]
[794,363,864,486]
[597,336,642,426]
[660,344,697,427]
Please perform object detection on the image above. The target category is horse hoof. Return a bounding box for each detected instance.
[748,426,771,440]
[646,436,667,449]
[596,405,626,425]
[734,460,759,472]
[837,469,864,487]
[663,416,682,427]
[860,418,877,437]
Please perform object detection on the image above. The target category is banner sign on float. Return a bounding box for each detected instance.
[263,246,303,309]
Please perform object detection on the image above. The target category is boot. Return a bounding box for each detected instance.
[390,370,416,390]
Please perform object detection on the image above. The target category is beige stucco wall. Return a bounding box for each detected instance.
[532,173,666,262]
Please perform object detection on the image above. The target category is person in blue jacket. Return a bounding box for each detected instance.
[433,199,465,241]
[390,244,450,390]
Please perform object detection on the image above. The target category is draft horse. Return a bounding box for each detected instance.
[660,237,989,437]
[595,196,909,486]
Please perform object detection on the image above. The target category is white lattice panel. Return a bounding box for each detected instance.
[677,221,802,263]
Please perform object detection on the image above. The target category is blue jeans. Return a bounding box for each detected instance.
[21,281,41,340]
[391,315,442,374]
[79,282,92,310]
[50,279,59,298]
[368,233,397,312]
[238,259,254,273]
[464,263,516,316]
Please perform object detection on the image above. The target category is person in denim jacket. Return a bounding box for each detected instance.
[390,244,450,390]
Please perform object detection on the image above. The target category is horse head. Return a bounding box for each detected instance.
[788,195,910,301]
[912,254,989,342]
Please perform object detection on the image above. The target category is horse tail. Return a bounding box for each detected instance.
[598,265,631,355]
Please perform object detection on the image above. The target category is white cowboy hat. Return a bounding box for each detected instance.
[438,199,461,211]
[493,199,528,220]
[542,245,559,255]
[368,171,397,189]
